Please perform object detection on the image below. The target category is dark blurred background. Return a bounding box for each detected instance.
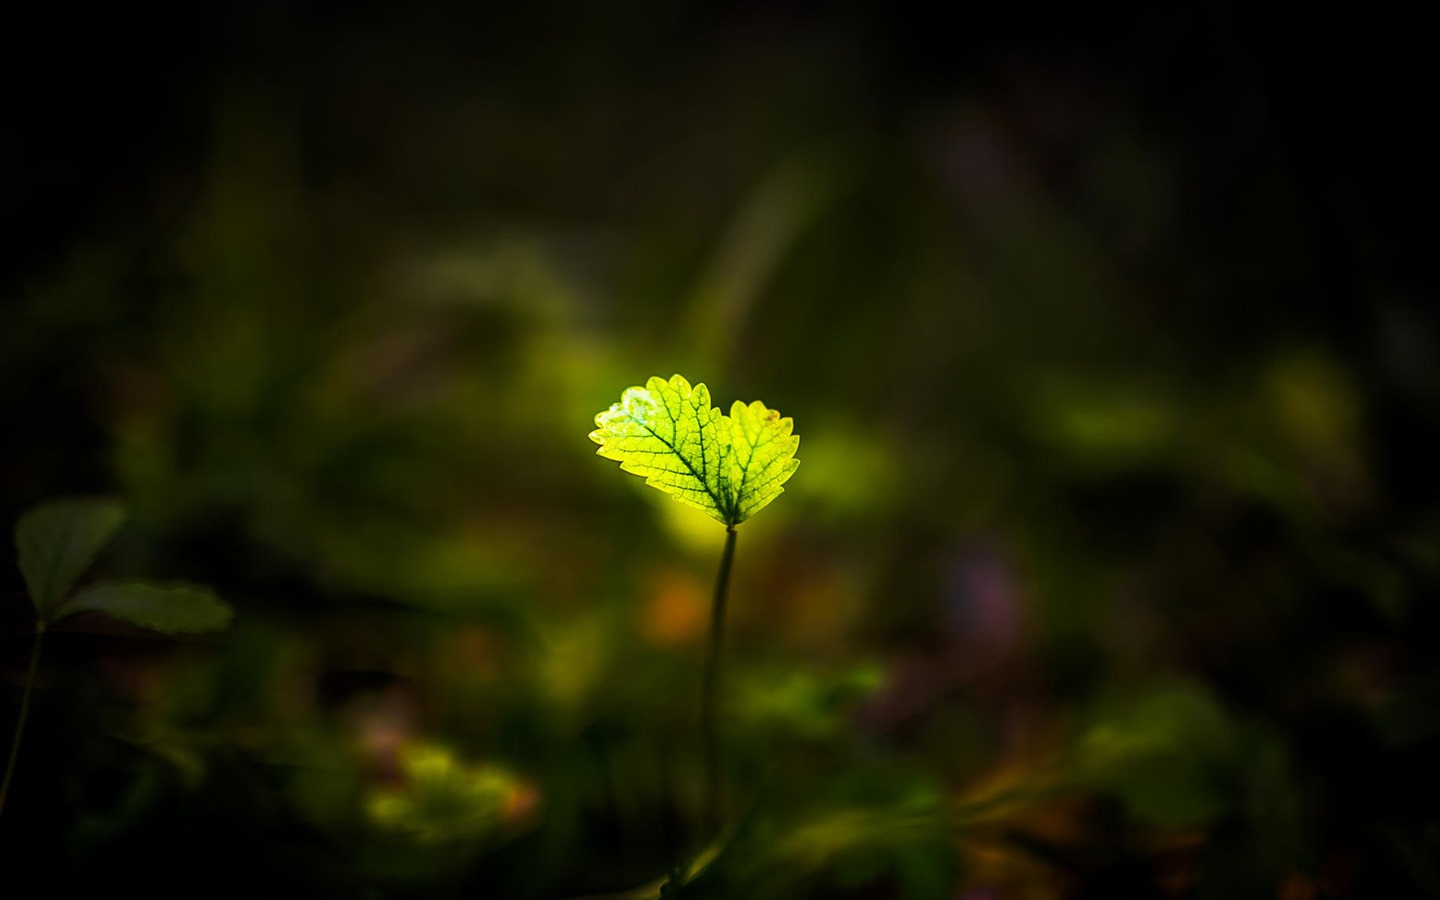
[3,2,1438,897]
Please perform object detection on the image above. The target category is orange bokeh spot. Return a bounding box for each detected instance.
[641,567,707,646]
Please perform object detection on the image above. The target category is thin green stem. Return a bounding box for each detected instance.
[700,524,737,839]
[0,623,44,822]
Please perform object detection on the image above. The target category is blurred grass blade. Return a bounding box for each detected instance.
[55,580,234,634]
[681,146,839,371]
[15,497,126,620]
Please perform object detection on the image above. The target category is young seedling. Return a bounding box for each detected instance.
[1,498,234,822]
[590,374,800,839]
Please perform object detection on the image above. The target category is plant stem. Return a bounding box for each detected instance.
[700,524,737,839]
[0,623,44,822]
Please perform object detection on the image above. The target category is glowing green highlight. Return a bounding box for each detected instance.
[590,374,800,526]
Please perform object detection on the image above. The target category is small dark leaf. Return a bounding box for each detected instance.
[15,497,126,621]
[55,580,234,635]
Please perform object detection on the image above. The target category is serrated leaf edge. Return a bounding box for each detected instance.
[590,375,799,526]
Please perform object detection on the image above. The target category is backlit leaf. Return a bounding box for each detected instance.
[590,375,799,526]
[54,580,234,634]
[727,398,802,524]
[15,497,127,620]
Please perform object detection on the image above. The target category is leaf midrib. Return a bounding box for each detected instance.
[628,409,729,521]
[732,409,780,520]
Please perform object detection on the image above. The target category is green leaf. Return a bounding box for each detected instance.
[53,580,234,635]
[726,398,802,525]
[15,497,127,620]
[590,374,800,526]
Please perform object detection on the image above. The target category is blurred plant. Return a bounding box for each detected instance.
[366,741,538,846]
[1,497,233,821]
[659,786,954,900]
[590,374,800,846]
[733,663,882,743]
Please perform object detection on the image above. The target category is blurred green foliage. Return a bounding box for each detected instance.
[3,3,1439,898]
